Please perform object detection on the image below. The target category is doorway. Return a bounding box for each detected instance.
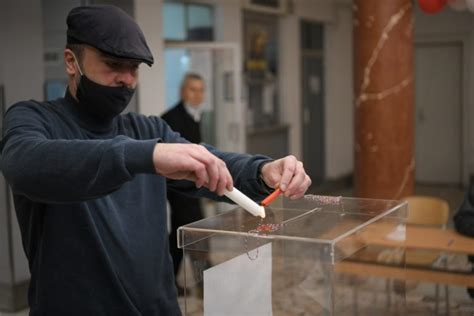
[414,42,463,185]
[301,21,325,185]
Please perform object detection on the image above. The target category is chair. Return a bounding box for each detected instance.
[349,195,450,314]
[404,196,449,227]
[402,195,451,315]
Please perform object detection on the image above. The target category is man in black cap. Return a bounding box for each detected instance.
[0,5,311,316]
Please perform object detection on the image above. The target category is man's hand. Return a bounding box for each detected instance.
[153,143,233,195]
[260,155,312,200]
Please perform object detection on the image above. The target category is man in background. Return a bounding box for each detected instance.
[162,73,208,292]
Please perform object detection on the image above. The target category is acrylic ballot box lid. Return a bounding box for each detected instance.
[178,195,407,264]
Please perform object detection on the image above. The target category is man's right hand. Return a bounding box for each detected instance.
[153,143,233,195]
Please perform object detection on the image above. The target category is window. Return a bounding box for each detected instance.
[163,1,214,41]
[44,80,68,101]
[164,48,190,107]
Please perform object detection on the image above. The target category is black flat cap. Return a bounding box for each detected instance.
[67,5,154,66]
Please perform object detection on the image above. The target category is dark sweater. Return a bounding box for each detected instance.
[161,102,201,144]
[454,177,474,238]
[0,91,271,316]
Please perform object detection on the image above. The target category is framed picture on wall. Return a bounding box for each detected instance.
[243,12,279,127]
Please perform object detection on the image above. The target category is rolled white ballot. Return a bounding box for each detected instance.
[224,187,266,218]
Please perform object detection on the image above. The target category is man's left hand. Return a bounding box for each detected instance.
[260,155,312,200]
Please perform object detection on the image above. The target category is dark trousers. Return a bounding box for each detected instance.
[168,191,205,277]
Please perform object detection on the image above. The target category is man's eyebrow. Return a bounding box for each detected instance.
[100,54,123,63]
[100,54,140,66]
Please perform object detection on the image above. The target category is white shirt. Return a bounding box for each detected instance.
[184,103,203,122]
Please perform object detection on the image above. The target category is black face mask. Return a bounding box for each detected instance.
[75,73,135,121]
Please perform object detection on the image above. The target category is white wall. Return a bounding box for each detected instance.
[324,3,354,179]
[2,1,44,107]
[0,0,10,287]
[0,0,44,284]
[215,0,242,43]
[0,9,4,86]
[214,0,245,153]
[43,0,81,81]
[134,0,165,116]
[414,6,474,185]
[279,15,302,160]
[294,0,337,22]
[0,183,11,285]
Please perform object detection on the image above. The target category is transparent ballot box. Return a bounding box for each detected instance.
[178,195,408,315]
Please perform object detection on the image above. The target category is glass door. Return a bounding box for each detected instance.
[164,42,244,153]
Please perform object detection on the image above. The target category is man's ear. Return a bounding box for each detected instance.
[64,49,78,76]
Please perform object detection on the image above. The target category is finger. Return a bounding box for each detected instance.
[168,157,206,186]
[189,145,215,189]
[198,147,221,192]
[279,156,297,193]
[259,162,279,188]
[225,164,234,192]
[193,146,232,193]
[285,162,306,196]
[264,171,280,189]
[216,160,232,196]
[193,162,209,188]
[206,157,220,192]
[226,172,233,192]
[289,175,312,200]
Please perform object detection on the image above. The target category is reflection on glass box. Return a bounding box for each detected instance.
[178,195,408,315]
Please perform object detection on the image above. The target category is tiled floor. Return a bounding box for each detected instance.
[2,184,472,315]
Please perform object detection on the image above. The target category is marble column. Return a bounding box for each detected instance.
[353,0,415,199]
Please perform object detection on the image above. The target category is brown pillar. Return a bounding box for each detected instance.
[353,0,414,199]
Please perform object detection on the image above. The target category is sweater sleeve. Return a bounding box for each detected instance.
[0,102,158,203]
